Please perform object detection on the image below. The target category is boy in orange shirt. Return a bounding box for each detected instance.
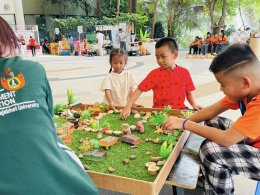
[163,44,260,195]
[189,36,200,54]
[210,33,219,55]
[216,30,228,54]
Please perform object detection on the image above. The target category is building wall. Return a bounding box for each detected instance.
[0,0,15,25]
[0,0,25,26]
[22,0,86,16]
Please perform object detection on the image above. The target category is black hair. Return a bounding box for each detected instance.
[209,44,259,74]
[195,36,199,39]
[109,48,128,73]
[207,32,211,36]
[155,37,178,52]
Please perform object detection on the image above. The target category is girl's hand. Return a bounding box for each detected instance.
[121,106,131,120]
[192,104,203,111]
[162,116,184,132]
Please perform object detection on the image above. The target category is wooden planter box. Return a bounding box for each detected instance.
[83,106,190,195]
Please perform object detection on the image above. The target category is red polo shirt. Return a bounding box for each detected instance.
[138,66,195,109]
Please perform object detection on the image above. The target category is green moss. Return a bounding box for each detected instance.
[68,113,182,182]
[54,118,68,128]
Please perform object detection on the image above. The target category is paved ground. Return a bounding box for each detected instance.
[25,52,257,195]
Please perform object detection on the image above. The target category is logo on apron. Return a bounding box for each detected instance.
[1,68,25,91]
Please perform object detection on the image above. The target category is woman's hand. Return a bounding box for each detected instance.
[162,116,185,132]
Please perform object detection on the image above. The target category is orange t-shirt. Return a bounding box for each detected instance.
[191,39,200,46]
[204,37,211,44]
[29,38,36,46]
[218,35,228,44]
[220,95,260,148]
[211,36,219,44]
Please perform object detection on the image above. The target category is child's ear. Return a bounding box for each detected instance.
[172,51,178,60]
[242,77,251,89]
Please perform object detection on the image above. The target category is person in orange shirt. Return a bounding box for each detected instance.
[138,41,150,55]
[210,33,219,55]
[29,36,36,56]
[163,44,260,195]
[201,32,212,55]
[19,36,25,45]
[189,36,200,55]
[216,30,228,54]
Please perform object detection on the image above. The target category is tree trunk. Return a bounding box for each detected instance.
[151,0,158,38]
[116,0,120,17]
[131,0,137,13]
[97,0,102,20]
[128,0,132,13]
[207,0,227,34]
[83,2,89,16]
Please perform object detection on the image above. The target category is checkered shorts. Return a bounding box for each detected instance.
[199,117,260,195]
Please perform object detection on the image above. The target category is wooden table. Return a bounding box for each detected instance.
[166,133,205,195]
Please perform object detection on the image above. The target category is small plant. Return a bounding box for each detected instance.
[139,29,150,41]
[160,141,173,159]
[149,105,172,127]
[54,103,67,115]
[80,109,91,121]
[67,89,78,105]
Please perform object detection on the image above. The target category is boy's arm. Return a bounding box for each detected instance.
[186,91,202,110]
[162,116,246,147]
[121,88,143,119]
[105,89,115,110]
[188,101,228,123]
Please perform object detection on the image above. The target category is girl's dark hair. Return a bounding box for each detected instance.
[0,16,19,57]
[209,44,258,74]
[155,37,178,52]
[207,32,211,36]
[220,29,225,38]
[109,48,128,73]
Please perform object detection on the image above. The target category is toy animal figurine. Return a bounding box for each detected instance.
[136,121,145,133]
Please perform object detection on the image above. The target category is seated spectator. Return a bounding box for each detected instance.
[198,38,203,55]
[81,39,88,55]
[103,36,113,54]
[211,33,219,55]
[42,39,50,54]
[138,41,150,55]
[19,36,25,45]
[128,43,138,56]
[189,36,200,55]
[201,32,212,55]
[215,30,228,54]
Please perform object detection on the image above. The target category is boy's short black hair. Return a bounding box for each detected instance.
[209,44,259,74]
[155,37,178,52]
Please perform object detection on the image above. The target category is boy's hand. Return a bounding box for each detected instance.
[162,116,184,132]
[121,106,131,120]
[192,104,203,111]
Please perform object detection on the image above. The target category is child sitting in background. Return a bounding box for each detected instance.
[138,41,150,55]
[121,37,202,119]
[189,36,201,55]
[100,48,137,110]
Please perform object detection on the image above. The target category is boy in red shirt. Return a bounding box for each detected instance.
[163,44,260,195]
[121,37,201,119]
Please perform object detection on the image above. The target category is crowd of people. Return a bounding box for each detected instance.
[1,14,259,195]
[189,30,228,55]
